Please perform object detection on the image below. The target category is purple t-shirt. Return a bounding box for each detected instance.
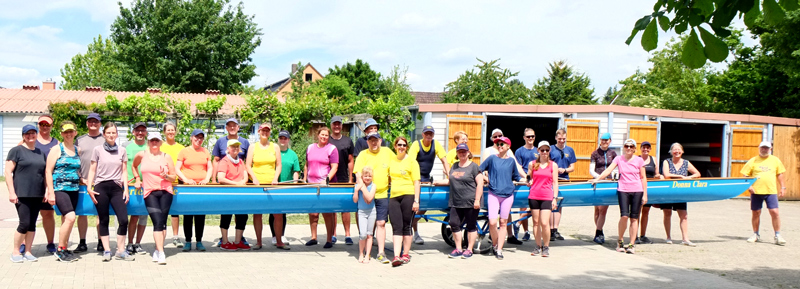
[613,155,644,193]
[306,143,339,183]
[91,146,127,187]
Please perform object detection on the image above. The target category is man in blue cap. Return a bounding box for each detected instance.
[74,112,106,253]
[211,118,251,247]
[353,118,389,158]
[407,124,449,245]
[589,132,617,244]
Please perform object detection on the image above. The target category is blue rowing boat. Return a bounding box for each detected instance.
[58,177,755,216]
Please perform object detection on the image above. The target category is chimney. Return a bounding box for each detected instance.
[291,63,299,74]
[205,89,220,95]
[85,86,102,92]
[42,78,56,90]
[147,88,162,94]
[23,85,40,90]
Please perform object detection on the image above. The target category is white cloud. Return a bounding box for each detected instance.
[0,65,42,88]
[0,25,84,88]
[0,0,119,24]
[392,13,444,30]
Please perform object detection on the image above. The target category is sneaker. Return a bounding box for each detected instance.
[23,253,37,262]
[276,244,291,250]
[345,237,354,245]
[626,244,635,254]
[391,256,403,267]
[46,243,57,254]
[126,244,136,255]
[331,236,337,244]
[550,234,556,242]
[236,242,251,250]
[413,234,424,245]
[323,242,333,249]
[10,254,23,263]
[305,239,318,246]
[775,235,787,246]
[401,254,411,264]
[639,236,653,244]
[495,250,504,260]
[594,235,605,244]
[616,241,626,253]
[73,243,88,253]
[220,243,238,251]
[682,240,697,247]
[272,237,278,246]
[461,250,473,259]
[747,233,760,243]
[635,237,641,244]
[152,251,159,263]
[115,251,135,261]
[157,251,166,265]
[541,246,550,257]
[522,231,531,241]
[134,244,147,255]
[666,239,673,244]
[182,242,192,252]
[55,250,78,263]
[448,249,463,258]
[102,251,112,262]
[214,239,222,247]
[531,246,540,256]
[377,253,390,264]
[18,244,25,254]
[195,242,206,252]
[96,241,104,252]
[507,236,523,245]
[240,237,249,246]
[172,237,182,248]
[554,231,565,240]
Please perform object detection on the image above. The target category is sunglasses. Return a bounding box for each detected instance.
[525,135,535,139]
[496,142,507,147]
[396,143,408,147]
[38,122,52,127]
[624,145,636,149]
[491,135,503,139]
[539,149,550,152]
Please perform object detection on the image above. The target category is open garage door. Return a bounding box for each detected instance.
[565,119,600,180]
[730,124,764,197]
[484,113,561,160]
[660,121,725,178]
[446,114,483,164]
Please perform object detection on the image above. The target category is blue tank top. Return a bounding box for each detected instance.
[358,183,375,210]
[53,143,81,192]
[416,140,437,182]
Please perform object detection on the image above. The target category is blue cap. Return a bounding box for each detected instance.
[278,130,290,138]
[22,124,38,134]
[641,141,651,147]
[422,125,434,134]
[367,132,381,139]
[363,118,379,130]
[225,118,238,125]
[87,113,101,121]
[191,129,204,137]
[600,132,611,140]
[456,143,469,151]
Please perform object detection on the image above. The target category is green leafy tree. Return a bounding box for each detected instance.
[531,61,596,105]
[601,86,621,105]
[60,35,126,90]
[327,59,390,100]
[630,0,800,68]
[442,58,537,104]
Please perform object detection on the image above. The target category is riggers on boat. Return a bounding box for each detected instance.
[58,177,755,216]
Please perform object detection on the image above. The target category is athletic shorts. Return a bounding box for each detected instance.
[528,199,553,211]
[660,202,687,211]
[40,203,54,211]
[374,198,389,222]
[750,194,779,211]
[617,191,643,219]
[54,191,80,215]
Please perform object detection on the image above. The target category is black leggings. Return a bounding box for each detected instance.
[16,197,43,234]
[183,215,206,242]
[449,207,479,233]
[220,214,248,230]
[145,190,173,232]
[388,195,415,236]
[94,181,129,236]
[54,191,79,215]
[269,214,287,236]
[617,191,644,219]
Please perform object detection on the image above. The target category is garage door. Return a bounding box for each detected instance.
[565,119,599,180]
[446,114,483,164]
[730,124,764,197]
[628,120,658,152]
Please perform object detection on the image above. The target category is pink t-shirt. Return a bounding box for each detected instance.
[528,161,555,200]
[140,153,173,194]
[217,156,245,183]
[613,155,645,193]
[306,143,339,183]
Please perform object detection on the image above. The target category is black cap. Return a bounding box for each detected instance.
[330,116,343,124]
[278,130,291,138]
[134,122,147,129]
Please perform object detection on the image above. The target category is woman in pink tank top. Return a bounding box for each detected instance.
[132,132,176,265]
[526,141,559,257]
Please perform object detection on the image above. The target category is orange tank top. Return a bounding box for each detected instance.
[141,152,173,194]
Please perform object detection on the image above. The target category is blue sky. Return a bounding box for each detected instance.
[0,0,752,95]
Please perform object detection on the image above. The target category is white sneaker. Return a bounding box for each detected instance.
[157,251,166,265]
[272,237,277,246]
[282,236,288,244]
[747,233,761,243]
[413,234,424,245]
[775,235,787,246]
[152,251,159,262]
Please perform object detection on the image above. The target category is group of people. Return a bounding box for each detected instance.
[5,114,789,265]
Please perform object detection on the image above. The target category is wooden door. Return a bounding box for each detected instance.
[773,126,800,200]
[446,114,483,164]
[565,119,599,180]
[730,124,764,197]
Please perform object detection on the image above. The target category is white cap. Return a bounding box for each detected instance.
[759,141,772,148]
[537,141,551,149]
[624,139,637,147]
[491,128,503,136]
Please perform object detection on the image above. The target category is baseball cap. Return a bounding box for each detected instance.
[366,132,381,140]
[259,122,272,131]
[600,132,611,140]
[225,118,238,125]
[538,141,551,149]
[87,113,102,121]
[330,116,343,124]
[422,125,435,134]
[38,115,53,125]
[191,129,204,137]
[456,143,469,151]
[624,139,637,147]
[61,123,76,132]
[278,130,291,138]
[133,122,147,129]
[227,139,241,147]
[147,132,162,141]
[494,136,511,146]
[641,141,651,147]
[491,128,503,136]
[759,141,772,148]
[364,118,379,130]
[22,124,38,134]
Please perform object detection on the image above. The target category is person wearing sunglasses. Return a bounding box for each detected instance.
[407,125,449,245]
[514,128,538,241]
[549,129,576,242]
[387,137,421,267]
[590,139,647,254]
[479,136,523,260]
[481,128,526,246]
[589,133,617,245]
[527,141,559,257]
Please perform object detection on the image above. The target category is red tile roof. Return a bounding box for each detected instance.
[412,91,443,104]
[0,88,244,115]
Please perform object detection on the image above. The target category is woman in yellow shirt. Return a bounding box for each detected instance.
[245,122,282,250]
[446,131,469,166]
[159,122,186,248]
[388,136,420,267]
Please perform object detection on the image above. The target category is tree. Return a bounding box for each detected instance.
[62,0,262,94]
[630,0,800,68]
[531,61,597,105]
[601,86,620,104]
[441,58,536,104]
[327,59,390,99]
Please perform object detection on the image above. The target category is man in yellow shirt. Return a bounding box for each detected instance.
[741,141,787,245]
[354,132,395,263]
[407,125,449,245]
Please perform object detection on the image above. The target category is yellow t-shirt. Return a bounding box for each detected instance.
[252,142,278,183]
[161,142,185,184]
[446,148,458,167]
[354,147,396,199]
[389,156,421,197]
[408,140,447,160]
[741,155,786,195]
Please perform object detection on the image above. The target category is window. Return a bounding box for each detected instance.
[305,73,313,82]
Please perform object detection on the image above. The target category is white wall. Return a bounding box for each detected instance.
[2,114,30,176]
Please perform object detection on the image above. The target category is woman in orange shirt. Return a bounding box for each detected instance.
[175,129,213,252]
